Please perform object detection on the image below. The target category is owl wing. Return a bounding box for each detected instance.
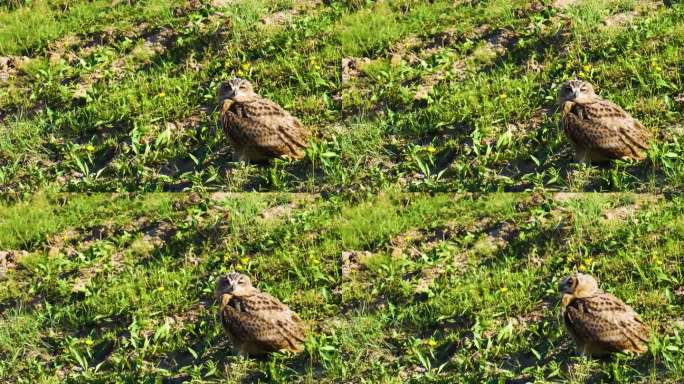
[562,100,651,160]
[564,293,649,354]
[222,98,309,159]
[222,293,305,353]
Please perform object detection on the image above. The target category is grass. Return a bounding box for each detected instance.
[2,0,684,382]
[0,191,683,382]
[0,0,682,194]
[0,0,184,55]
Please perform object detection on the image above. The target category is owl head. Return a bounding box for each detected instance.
[217,77,257,103]
[559,273,600,298]
[215,272,255,300]
[558,79,598,104]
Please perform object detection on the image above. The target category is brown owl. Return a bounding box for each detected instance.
[218,78,309,162]
[560,273,649,357]
[558,79,651,163]
[215,272,305,356]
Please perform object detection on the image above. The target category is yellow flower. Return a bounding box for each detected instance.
[426,339,437,348]
[240,257,250,265]
[241,62,251,70]
[157,92,166,97]
[500,93,508,100]
[157,286,165,292]
[84,338,94,346]
[500,287,508,293]
[582,64,591,72]
[583,257,593,266]
[426,145,436,154]
[85,144,95,152]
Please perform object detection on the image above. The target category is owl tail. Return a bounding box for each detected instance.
[276,126,308,159]
[276,319,306,352]
[621,320,650,353]
[619,126,650,160]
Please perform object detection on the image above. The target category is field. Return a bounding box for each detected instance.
[0,0,683,194]
[2,0,684,383]
[0,192,683,382]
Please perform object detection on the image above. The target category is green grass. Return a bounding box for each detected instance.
[1,191,684,382]
[0,0,683,194]
[0,0,184,55]
[2,1,684,382]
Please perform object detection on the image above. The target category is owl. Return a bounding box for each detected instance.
[558,79,651,163]
[559,273,649,357]
[215,272,305,356]
[217,78,309,162]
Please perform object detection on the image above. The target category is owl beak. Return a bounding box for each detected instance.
[220,293,232,307]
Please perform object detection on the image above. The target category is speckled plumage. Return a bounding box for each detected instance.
[560,273,649,357]
[559,79,651,163]
[218,78,309,162]
[215,272,305,356]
